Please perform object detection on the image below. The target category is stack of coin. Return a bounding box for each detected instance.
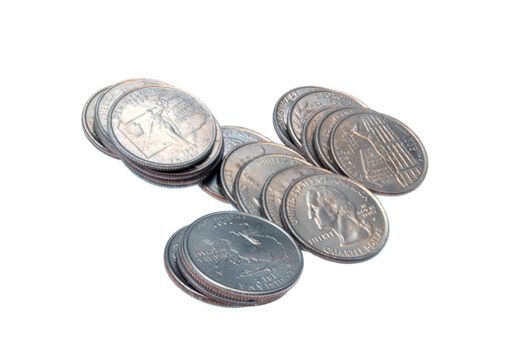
[82,79,223,186]
[164,211,304,307]
[199,126,271,201]
[272,86,428,195]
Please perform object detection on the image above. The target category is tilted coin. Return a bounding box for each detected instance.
[81,86,119,158]
[272,86,329,149]
[287,90,367,149]
[314,107,369,172]
[108,85,217,171]
[301,106,345,166]
[220,142,304,204]
[282,174,389,262]
[94,78,167,154]
[330,112,428,194]
[235,154,310,216]
[199,126,271,202]
[164,227,236,306]
[179,211,303,303]
[261,165,329,228]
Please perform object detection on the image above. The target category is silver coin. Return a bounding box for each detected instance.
[164,227,237,306]
[235,154,310,216]
[282,174,389,262]
[94,78,167,153]
[108,85,217,171]
[330,112,428,194]
[261,165,329,228]
[180,211,303,302]
[81,86,119,158]
[199,126,271,202]
[301,106,344,166]
[314,107,369,172]
[272,86,328,149]
[220,142,304,204]
[287,90,367,149]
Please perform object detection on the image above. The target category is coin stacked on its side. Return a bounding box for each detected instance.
[272,86,428,195]
[82,79,223,186]
[164,211,304,306]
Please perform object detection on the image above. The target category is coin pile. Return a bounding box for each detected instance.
[82,78,224,186]
[164,211,304,307]
[272,86,428,195]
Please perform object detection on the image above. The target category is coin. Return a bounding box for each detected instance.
[220,142,304,204]
[261,165,329,228]
[235,154,310,216]
[81,86,119,158]
[330,112,428,194]
[179,211,303,303]
[272,86,328,149]
[301,106,344,166]
[199,126,271,202]
[108,85,217,171]
[314,107,369,172]
[164,227,236,306]
[94,78,167,153]
[287,90,367,149]
[281,174,389,262]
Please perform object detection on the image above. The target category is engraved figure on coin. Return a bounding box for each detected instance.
[200,223,288,277]
[118,96,206,158]
[350,114,422,188]
[306,186,372,247]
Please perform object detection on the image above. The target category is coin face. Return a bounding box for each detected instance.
[81,86,119,158]
[261,165,329,228]
[199,126,271,202]
[314,107,369,172]
[180,211,303,301]
[282,174,389,262]
[331,112,428,194]
[95,78,167,150]
[272,86,327,149]
[287,90,367,149]
[108,86,217,171]
[235,154,310,216]
[220,142,304,204]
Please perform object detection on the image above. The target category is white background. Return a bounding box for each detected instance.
[1,1,504,349]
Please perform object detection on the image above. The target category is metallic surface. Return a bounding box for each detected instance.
[81,86,119,158]
[180,211,303,301]
[199,126,271,202]
[220,142,304,204]
[261,165,329,228]
[272,86,328,149]
[282,174,389,262]
[108,85,217,171]
[235,154,310,216]
[314,107,369,172]
[287,90,367,149]
[331,112,428,194]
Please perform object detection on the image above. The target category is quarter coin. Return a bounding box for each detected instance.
[108,85,217,171]
[330,112,428,194]
[282,174,389,262]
